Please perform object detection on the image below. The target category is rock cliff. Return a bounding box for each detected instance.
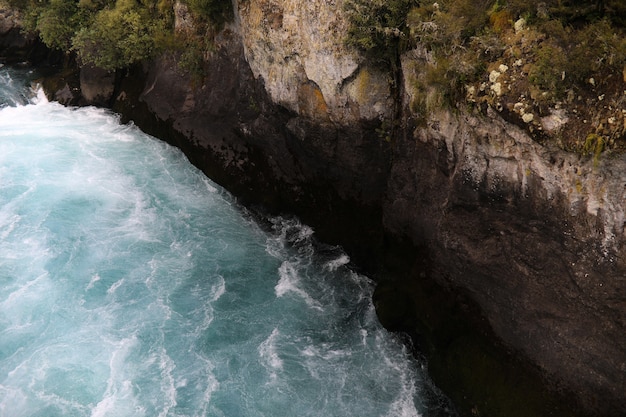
[2,0,624,416]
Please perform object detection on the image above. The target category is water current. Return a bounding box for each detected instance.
[0,66,455,417]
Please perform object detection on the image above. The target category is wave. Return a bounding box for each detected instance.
[0,66,457,417]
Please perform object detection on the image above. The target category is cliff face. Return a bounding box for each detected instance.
[395,48,626,415]
[385,104,626,415]
[232,4,626,413]
[236,0,392,124]
[2,0,624,415]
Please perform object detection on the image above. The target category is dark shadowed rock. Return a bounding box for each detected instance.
[0,5,60,66]
[79,65,115,106]
[383,107,626,416]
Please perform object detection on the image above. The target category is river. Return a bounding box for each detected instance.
[0,66,455,417]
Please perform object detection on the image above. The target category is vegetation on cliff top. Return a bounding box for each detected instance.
[5,0,626,155]
[346,0,626,154]
[6,0,232,70]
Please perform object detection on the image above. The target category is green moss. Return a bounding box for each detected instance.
[527,41,569,99]
[582,133,605,166]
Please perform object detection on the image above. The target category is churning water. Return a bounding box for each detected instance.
[0,67,454,417]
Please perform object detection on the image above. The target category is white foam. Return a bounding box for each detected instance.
[0,385,27,415]
[156,348,177,417]
[107,279,124,295]
[300,344,350,361]
[360,329,368,346]
[91,337,139,417]
[265,216,316,259]
[192,275,226,332]
[3,272,49,306]
[90,379,143,417]
[210,275,226,302]
[385,379,421,417]
[275,261,323,311]
[0,213,20,240]
[86,274,101,291]
[201,177,218,193]
[324,254,350,271]
[292,223,314,244]
[30,85,48,105]
[258,328,283,382]
[192,356,219,416]
[198,373,219,416]
[34,390,91,416]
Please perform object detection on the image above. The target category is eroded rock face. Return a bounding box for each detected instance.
[236,0,393,124]
[384,104,626,415]
[79,65,115,106]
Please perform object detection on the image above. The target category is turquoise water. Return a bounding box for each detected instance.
[0,67,454,417]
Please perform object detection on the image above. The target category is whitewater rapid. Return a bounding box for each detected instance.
[0,67,455,417]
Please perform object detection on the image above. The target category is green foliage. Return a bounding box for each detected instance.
[6,0,232,71]
[344,0,418,67]
[490,9,514,33]
[528,18,626,97]
[185,0,232,27]
[345,0,625,112]
[407,0,500,107]
[407,0,494,49]
[72,1,165,70]
[36,0,82,51]
[527,42,568,97]
[345,0,500,111]
[176,34,213,81]
[567,19,626,83]
[501,0,626,27]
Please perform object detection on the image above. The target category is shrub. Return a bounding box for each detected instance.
[6,0,233,71]
[529,17,626,96]
[405,0,499,107]
[568,18,626,83]
[185,0,233,27]
[344,0,418,68]
[528,41,568,98]
[36,0,82,51]
[490,9,513,33]
[72,1,165,70]
[497,0,625,27]
[446,0,494,38]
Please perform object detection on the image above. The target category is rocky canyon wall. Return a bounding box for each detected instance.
[230,3,626,413]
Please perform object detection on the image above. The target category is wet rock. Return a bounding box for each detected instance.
[79,65,115,106]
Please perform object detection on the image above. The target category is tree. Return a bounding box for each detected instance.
[36,0,81,51]
[5,0,234,70]
[72,0,164,70]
